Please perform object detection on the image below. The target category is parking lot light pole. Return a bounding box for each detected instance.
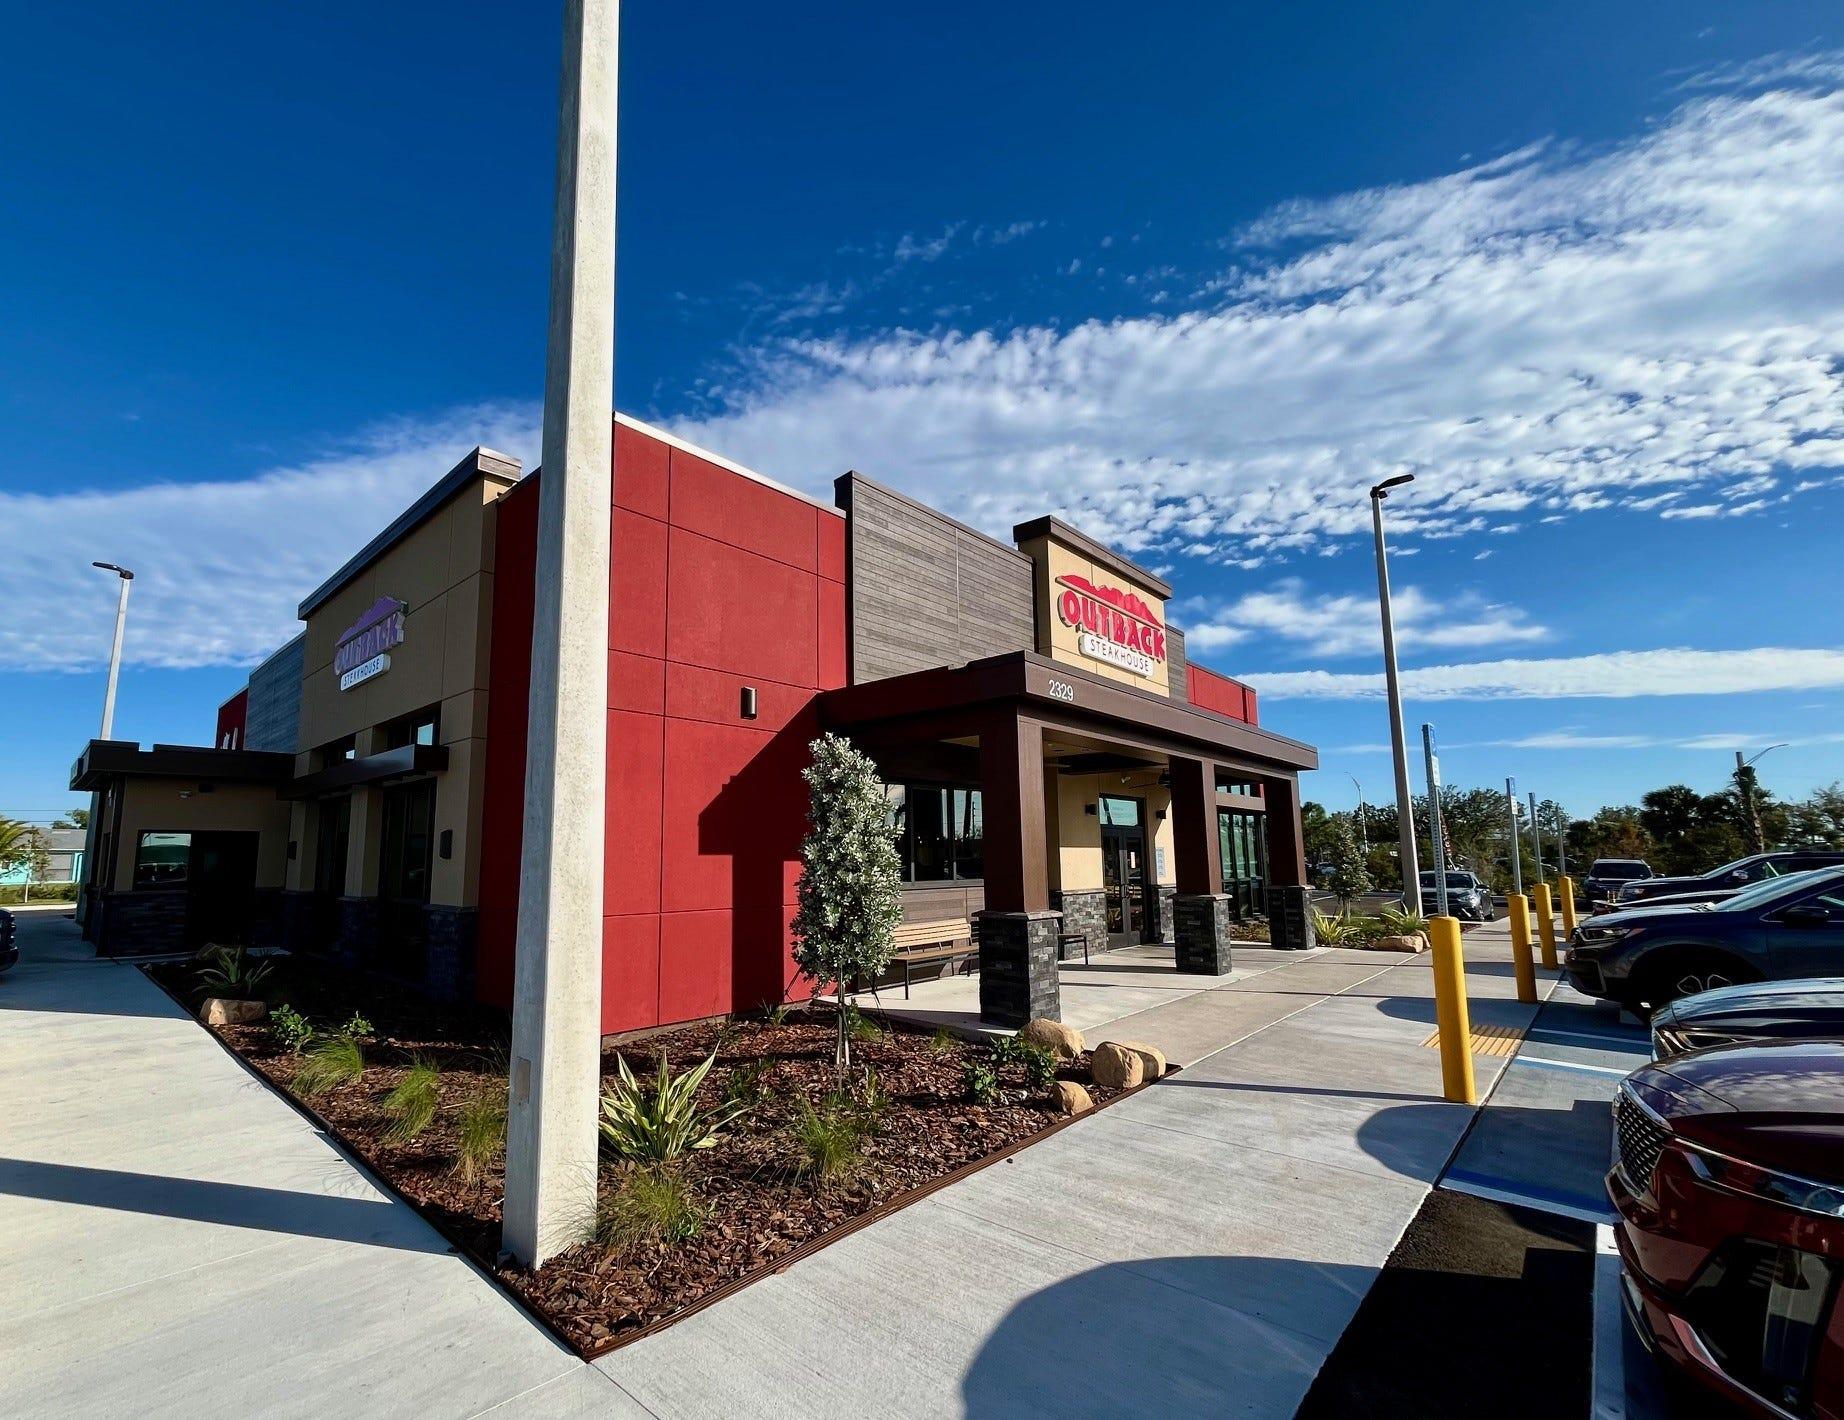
[1346,773,1367,856]
[1528,791,1544,884]
[503,0,618,1271]
[1505,778,1522,897]
[91,562,134,738]
[1369,474,1421,916]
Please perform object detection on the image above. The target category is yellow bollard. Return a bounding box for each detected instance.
[1507,893,1536,1004]
[1429,915,1477,1104]
[1559,875,1579,936]
[1533,881,1558,969]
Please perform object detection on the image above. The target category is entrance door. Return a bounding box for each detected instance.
[378,779,436,978]
[185,832,260,948]
[312,795,351,949]
[1100,795,1151,950]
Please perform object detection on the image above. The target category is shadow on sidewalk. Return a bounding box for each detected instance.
[0,1157,446,1253]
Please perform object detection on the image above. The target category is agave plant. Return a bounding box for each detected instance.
[195,944,274,1000]
[597,1047,751,1164]
[1310,909,1358,948]
[1378,904,1429,937]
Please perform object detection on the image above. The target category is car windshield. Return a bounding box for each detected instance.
[1717,867,1839,912]
[1420,873,1475,889]
[1592,862,1650,878]
[1701,855,1762,880]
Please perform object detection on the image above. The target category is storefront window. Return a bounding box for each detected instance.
[386,707,440,749]
[1218,809,1268,920]
[884,779,983,882]
[134,831,192,889]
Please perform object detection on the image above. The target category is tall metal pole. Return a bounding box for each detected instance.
[92,564,134,738]
[1506,777,1522,896]
[1422,724,1449,917]
[1347,773,1367,856]
[1529,791,1544,884]
[1370,479,1421,916]
[503,0,618,1269]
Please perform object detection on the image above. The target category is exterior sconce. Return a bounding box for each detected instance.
[1084,803,1098,816]
[439,829,454,860]
[741,686,758,720]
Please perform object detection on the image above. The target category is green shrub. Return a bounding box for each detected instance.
[196,945,274,1000]
[988,1034,1028,1067]
[381,1056,440,1144]
[598,1048,749,1164]
[790,1093,864,1185]
[1310,909,1359,947]
[454,1090,506,1184]
[269,1005,315,1055]
[339,1012,375,1039]
[1020,1042,1058,1090]
[294,1033,366,1097]
[1378,904,1428,936]
[963,1060,1000,1106]
[594,1168,706,1257]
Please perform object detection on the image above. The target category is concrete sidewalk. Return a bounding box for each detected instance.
[3,911,1574,1419]
[597,925,1553,1418]
[0,912,645,1419]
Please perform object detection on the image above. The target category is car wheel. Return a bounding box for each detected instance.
[1631,951,1759,1015]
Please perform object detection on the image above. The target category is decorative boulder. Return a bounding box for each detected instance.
[1114,1040,1168,1081]
[1370,934,1428,954]
[1089,1041,1145,1090]
[1051,1080,1094,1116]
[1020,1017,1085,1061]
[202,997,267,1026]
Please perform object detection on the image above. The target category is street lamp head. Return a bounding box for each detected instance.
[1370,473,1415,501]
[92,561,134,580]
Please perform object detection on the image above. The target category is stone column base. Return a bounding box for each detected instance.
[335,895,380,971]
[1052,889,1106,960]
[977,910,1063,1026]
[424,905,479,1004]
[1265,885,1317,951]
[1173,894,1235,975]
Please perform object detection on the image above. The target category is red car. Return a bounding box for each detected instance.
[1609,1039,1844,1418]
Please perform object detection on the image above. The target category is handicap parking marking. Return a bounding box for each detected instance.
[1528,1024,1650,1050]
[1513,1053,1634,1078]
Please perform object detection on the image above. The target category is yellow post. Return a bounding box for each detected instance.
[1429,915,1477,1104]
[1533,881,1558,969]
[1559,874,1579,936]
[1507,893,1536,1004]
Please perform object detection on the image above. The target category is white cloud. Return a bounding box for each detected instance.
[1184,578,1546,659]
[676,64,1844,561]
[0,404,540,672]
[1243,647,1844,701]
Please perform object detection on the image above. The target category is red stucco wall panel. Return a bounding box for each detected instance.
[665,527,818,688]
[609,508,668,658]
[602,913,662,1035]
[668,448,817,573]
[613,421,669,521]
[1187,662,1259,725]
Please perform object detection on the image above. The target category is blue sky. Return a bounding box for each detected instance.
[4,1,1843,826]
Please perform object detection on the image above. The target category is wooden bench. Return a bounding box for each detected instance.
[884,918,977,998]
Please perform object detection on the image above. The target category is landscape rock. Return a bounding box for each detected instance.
[1089,1041,1144,1090]
[1113,1040,1168,1080]
[1369,934,1428,954]
[201,997,267,1026]
[1050,1080,1094,1116]
[1020,1017,1085,1060]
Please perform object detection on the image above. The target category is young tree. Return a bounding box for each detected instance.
[0,821,49,902]
[1327,815,1372,915]
[792,733,904,1085]
[51,807,91,831]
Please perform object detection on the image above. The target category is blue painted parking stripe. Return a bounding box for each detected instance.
[1528,1025,1648,1049]
[1442,1170,1618,1224]
[1514,1054,1632,1078]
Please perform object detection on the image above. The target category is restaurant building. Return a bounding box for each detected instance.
[73,416,1317,1028]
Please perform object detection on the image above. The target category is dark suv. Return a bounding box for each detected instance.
[1580,858,1654,909]
[1613,851,1844,909]
[1565,865,1844,1015]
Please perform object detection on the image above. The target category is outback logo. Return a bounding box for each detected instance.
[334,597,406,689]
[1054,574,1165,677]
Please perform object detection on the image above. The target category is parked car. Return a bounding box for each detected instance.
[1650,977,1844,1059]
[1408,870,1495,922]
[1580,858,1655,909]
[1614,850,1844,909]
[1608,1039,1844,1417]
[1564,865,1844,1016]
[0,909,16,975]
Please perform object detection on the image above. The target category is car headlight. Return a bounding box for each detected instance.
[1571,923,1636,952]
[1651,1024,1739,1059]
[1685,1146,1844,1220]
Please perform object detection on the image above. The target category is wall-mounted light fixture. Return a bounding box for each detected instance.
[288,840,298,860]
[439,829,454,860]
[1084,803,1098,817]
[740,686,758,720]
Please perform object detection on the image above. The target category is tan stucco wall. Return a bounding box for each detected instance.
[108,778,292,890]
[1052,772,1175,891]
[291,472,513,910]
[1020,534,1172,696]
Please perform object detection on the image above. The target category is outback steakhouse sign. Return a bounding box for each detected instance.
[1055,574,1166,678]
[334,596,406,691]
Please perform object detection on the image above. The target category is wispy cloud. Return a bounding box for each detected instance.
[0,404,541,672]
[1183,579,1545,659]
[680,59,1844,561]
[1244,647,1844,701]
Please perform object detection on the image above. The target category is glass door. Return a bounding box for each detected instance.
[1218,809,1269,920]
[1100,796,1150,949]
[378,779,435,978]
[312,795,350,949]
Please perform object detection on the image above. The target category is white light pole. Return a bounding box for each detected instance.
[1505,777,1522,897]
[1346,772,1367,856]
[1735,744,1787,854]
[1422,724,1449,916]
[503,0,618,1269]
[1529,791,1544,883]
[1370,474,1421,916]
[91,562,134,738]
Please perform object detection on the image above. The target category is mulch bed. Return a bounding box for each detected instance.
[145,955,1122,1357]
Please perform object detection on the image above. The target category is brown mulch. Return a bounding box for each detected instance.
[146,956,1120,1356]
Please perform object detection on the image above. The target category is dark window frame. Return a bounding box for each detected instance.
[133,829,194,890]
[885,778,985,884]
